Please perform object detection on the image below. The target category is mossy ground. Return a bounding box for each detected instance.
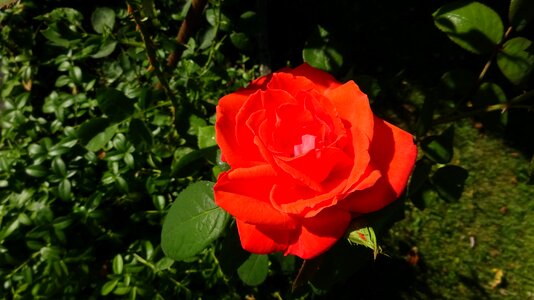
[387,121,534,299]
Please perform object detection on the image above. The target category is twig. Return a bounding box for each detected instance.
[476,26,513,84]
[126,2,180,123]
[432,99,534,125]
[166,0,209,68]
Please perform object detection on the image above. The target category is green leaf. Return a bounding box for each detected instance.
[113,254,124,275]
[433,1,504,54]
[199,27,217,50]
[161,181,230,261]
[496,37,534,86]
[411,182,440,210]
[347,225,382,259]
[303,25,343,72]
[101,279,119,296]
[51,157,67,177]
[171,147,217,176]
[509,0,534,31]
[237,254,269,286]
[25,165,47,177]
[230,32,252,50]
[96,88,134,122]
[421,126,455,164]
[129,119,153,152]
[155,257,175,272]
[407,158,433,197]
[58,179,71,201]
[217,224,249,277]
[205,8,231,31]
[86,125,118,152]
[41,27,75,48]
[91,40,118,59]
[431,165,469,202]
[77,118,112,142]
[303,47,343,72]
[91,7,115,34]
[197,126,216,149]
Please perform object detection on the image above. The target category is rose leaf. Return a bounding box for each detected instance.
[431,165,469,202]
[421,126,455,164]
[237,254,270,286]
[433,1,504,54]
[496,37,534,86]
[161,181,230,261]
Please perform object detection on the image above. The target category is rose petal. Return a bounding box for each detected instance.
[214,165,296,226]
[325,81,375,193]
[216,76,272,168]
[274,146,353,192]
[338,116,417,213]
[267,72,315,97]
[285,63,342,93]
[285,208,352,259]
[236,221,293,254]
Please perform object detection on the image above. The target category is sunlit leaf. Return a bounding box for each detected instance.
[347,225,382,259]
[197,126,216,149]
[433,1,503,54]
[161,181,230,261]
[25,165,47,177]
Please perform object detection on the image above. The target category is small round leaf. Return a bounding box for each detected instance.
[237,254,269,286]
[91,7,115,34]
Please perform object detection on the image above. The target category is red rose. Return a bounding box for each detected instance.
[214,64,417,259]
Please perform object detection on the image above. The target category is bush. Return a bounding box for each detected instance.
[0,0,532,299]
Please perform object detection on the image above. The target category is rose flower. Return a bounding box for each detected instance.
[214,63,417,259]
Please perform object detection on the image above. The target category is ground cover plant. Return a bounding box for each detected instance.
[0,0,533,299]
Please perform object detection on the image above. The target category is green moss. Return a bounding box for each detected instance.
[391,121,534,299]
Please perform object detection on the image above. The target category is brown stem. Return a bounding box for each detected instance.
[166,0,209,68]
[127,2,178,120]
[476,26,513,84]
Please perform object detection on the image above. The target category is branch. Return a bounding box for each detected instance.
[166,0,209,69]
[433,89,534,125]
[126,2,179,119]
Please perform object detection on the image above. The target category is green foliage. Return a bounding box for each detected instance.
[0,0,533,298]
[303,25,343,72]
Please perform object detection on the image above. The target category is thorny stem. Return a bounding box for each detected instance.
[126,2,180,124]
[166,0,209,69]
[432,26,529,126]
[433,89,534,125]
[475,26,513,84]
